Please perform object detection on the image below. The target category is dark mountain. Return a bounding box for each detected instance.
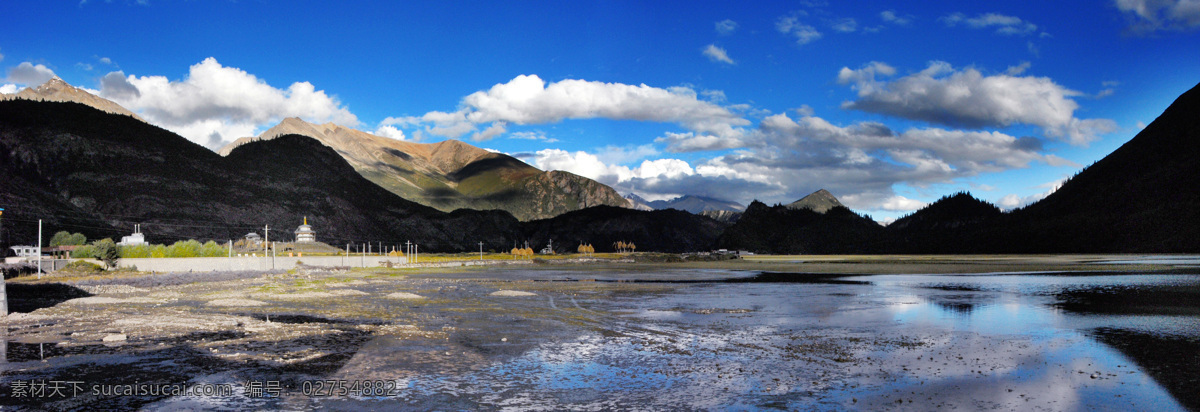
[886,192,1004,253]
[0,99,521,251]
[999,81,1200,252]
[786,189,844,214]
[521,206,728,253]
[716,201,885,254]
[699,209,743,223]
[646,195,745,214]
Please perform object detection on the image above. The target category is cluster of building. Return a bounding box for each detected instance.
[8,219,318,262]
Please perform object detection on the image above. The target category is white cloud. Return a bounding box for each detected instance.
[838,61,1117,145]
[880,10,912,25]
[996,178,1065,210]
[76,62,94,71]
[6,62,57,85]
[529,148,781,203]
[1116,0,1200,32]
[1,84,17,94]
[715,19,738,35]
[831,18,858,33]
[656,107,1074,211]
[879,195,927,211]
[702,44,736,65]
[1005,61,1031,75]
[777,14,823,45]
[98,56,113,65]
[470,121,507,141]
[374,125,407,140]
[403,74,749,144]
[98,57,358,150]
[942,12,1039,36]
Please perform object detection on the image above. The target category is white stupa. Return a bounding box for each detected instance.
[295,217,316,243]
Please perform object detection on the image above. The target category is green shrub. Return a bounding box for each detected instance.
[200,240,226,257]
[71,245,96,259]
[120,244,152,258]
[60,260,104,273]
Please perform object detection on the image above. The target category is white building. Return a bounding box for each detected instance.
[9,245,38,257]
[118,224,148,246]
[295,217,316,243]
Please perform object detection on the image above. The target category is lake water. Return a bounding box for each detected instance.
[5,270,1198,410]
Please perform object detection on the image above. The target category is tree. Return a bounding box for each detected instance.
[51,231,87,246]
[92,239,119,270]
[49,231,72,247]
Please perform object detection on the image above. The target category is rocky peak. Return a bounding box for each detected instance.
[2,77,144,121]
[787,189,844,214]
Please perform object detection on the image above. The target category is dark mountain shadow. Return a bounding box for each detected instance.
[5,283,92,314]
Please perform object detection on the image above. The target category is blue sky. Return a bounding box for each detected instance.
[2,0,1198,221]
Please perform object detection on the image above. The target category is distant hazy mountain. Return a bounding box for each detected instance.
[220,118,631,221]
[641,195,745,214]
[786,189,844,214]
[622,193,655,211]
[1,77,144,121]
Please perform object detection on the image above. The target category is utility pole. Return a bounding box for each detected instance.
[479,242,484,261]
[344,243,348,266]
[263,224,269,270]
[37,219,42,279]
[405,241,411,265]
[0,208,6,318]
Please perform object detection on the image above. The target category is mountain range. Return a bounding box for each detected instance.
[0,81,719,252]
[624,193,744,213]
[3,78,1199,254]
[219,119,631,221]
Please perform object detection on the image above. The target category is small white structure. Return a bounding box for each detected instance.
[9,245,38,257]
[294,217,316,243]
[244,232,262,243]
[118,224,148,246]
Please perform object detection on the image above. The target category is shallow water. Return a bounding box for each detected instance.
[4,270,1198,410]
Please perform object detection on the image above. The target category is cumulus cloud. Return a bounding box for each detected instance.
[530,148,781,203]
[942,12,1039,36]
[1116,0,1200,32]
[838,61,1117,145]
[777,13,823,45]
[374,125,407,140]
[98,57,358,150]
[6,62,57,85]
[654,107,1074,212]
[0,84,17,94]
[401,74,749,144]
[702,44,736,64]
[715,19,738,35]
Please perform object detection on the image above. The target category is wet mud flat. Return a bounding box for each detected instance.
[2,262,1199,410]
